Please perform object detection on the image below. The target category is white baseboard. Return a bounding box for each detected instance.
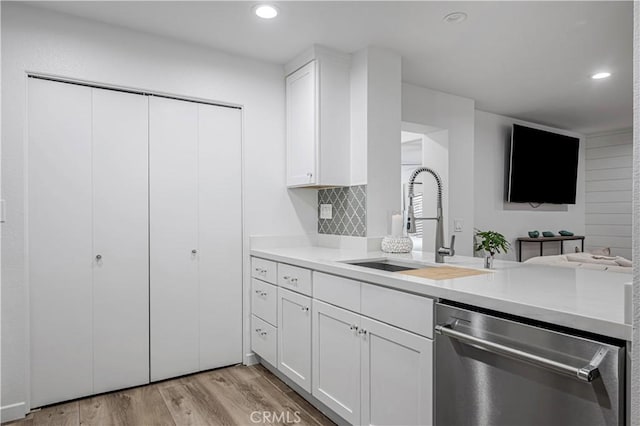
[244,352,258,366]
[1,402,27,423]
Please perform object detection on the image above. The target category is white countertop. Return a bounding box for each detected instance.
[250,246,632,341]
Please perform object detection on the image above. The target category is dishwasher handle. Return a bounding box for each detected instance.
[435,324,605,383]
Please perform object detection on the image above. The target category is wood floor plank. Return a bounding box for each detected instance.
[222,366,333,426]
[31,402,79,426]
[159,383,220,426]
[251,365,335,426]
[79,384,175,426]
[2,365,335,426]
[193,368,279,426]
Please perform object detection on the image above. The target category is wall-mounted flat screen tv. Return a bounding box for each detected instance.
[507,124,580,204]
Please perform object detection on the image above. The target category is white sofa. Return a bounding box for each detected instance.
[524,252,632,273]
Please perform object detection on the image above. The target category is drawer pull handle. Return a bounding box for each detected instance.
[350,324,359,331]
[358,328,368,336]
[290,278,298,284]
[283,275,291,280]
[301,306,310,312]
[260,291,268,296]
[260,330,267,336]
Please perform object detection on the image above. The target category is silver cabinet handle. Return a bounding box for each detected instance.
[435,324,603,383]
[350,324,359,331]
[283,275,291,280]
[192,249,197,254]
[96,254,102,260]
[358,328,367,336]
[290,277,298,284]
[301,306,309,312]
[260,291,267,296]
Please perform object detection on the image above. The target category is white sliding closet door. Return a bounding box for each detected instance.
[150,97,242,380]
[29,78,93,407]
[149,97,200,381]
[198,104,242,369]
[92,88,149,393]
[29,79,150,407]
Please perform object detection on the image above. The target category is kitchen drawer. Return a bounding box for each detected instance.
[278,263,312,296]
[361,283,433,338]
[252,257,277,284]
[251,315,277,366]
[313,272,360,313]
[251,279,277,326]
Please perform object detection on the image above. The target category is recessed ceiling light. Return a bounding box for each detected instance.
[254,4,278,19]
[591,72,611,80]
[443,12,467,24]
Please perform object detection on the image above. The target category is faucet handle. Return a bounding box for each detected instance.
[438,235,456,257]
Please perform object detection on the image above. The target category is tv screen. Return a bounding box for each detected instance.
[507,124,580,204]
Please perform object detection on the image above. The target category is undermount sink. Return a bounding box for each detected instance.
[343,259,431,272]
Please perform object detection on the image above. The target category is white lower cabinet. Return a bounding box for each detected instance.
[250,258,434,426]
[312,300,362,425]
[277,288,312,392]
[252,315,277,366]
[360,316,433,426]
[312,300,433,426]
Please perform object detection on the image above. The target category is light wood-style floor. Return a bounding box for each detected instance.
[4,365,335,426]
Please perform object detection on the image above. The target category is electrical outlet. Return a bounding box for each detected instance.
[320,204,332,220]
[454,219,463,232]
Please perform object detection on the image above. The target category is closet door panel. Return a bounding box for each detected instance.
[92,88,149,393]
[198,105,243,369]
[28,78,93,407]
[149,97,199,381]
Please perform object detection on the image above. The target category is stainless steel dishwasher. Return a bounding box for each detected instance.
[435,302,625,426]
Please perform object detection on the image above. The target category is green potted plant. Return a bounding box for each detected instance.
[474,229,511,269]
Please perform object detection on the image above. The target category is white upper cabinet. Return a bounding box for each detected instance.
[285,46,351,188]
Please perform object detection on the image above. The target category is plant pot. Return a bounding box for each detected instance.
[484,255,494,269]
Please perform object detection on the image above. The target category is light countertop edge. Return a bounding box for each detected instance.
[250,247,632,342]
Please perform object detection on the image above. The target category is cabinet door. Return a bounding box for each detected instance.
[278,288,312,392]
[360,317,433,426]
[312,300,361,425]
[92,88,150,393]
[28,78,93,407]
[286,60,317,187]
[149,97,199,381]
[198,104,242,370]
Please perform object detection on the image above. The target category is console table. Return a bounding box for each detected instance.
[516,235,585,262]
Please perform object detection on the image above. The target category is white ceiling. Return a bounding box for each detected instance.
[31,1,633,134]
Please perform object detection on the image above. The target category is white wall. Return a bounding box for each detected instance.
[421,131,449,253]
[401,83,475,256]
[584,130,633,259]
[1,4,317,419]
[474,110,586,262]
[631,0,639,419]
[364,48,402,237]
